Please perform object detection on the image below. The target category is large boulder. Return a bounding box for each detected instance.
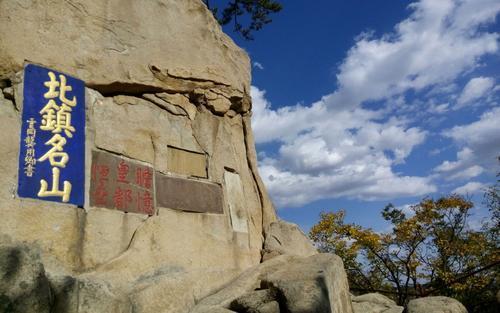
[262,220,317,261]
[0,0,250,95]
[0,1,278,312]
[0,244,52,313]
[407,296,468,313]
[351,293,403,313]
[50,276,132,313]
[192,253,354,313]
[230,289,279,313]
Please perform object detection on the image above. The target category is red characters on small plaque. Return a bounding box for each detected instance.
[92,164,110,206]
[136,167,153,189]
[137,190,154,215]
[117,160,129,184]
[90,151,155,215]
[113,187,133,209]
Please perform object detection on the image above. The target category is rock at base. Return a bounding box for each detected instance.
[192,253,353,313]
[262,220,317,261]
[230,289,278,313]
[0,244,51,313]
[351,293,403,313]
[407,296,468,313]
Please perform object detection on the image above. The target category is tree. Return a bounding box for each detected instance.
[203,0,282,40]
[484,159,499,238]
[309,195,499,312]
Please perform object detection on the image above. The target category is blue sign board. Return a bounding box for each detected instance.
[17,64,85,206]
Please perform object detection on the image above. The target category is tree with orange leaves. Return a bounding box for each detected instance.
[309,194,499,312]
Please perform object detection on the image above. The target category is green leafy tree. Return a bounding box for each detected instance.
[204,0,282,40]
[309,195,499,312]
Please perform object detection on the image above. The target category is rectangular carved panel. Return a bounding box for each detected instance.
[167,146,207,178]
[90,150,155,215]
[224,171,248,233]
[155,173,223,214]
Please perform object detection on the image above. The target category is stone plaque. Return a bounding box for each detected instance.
[167,146,207,178]
[90,150,155,215]
[155,173,223,214]
[17,64,85,205]
[224,171,248,233]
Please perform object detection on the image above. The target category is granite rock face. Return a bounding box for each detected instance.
[0,0,278,312]
[0,0,250,95]
[230,289,279,313]
[0,244,52,313]
[407,296,468,313]
[351,293,404,313]
[262,220,317,261]
[192,254,354,313]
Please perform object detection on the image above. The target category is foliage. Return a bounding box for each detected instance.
[484,160,500,238]
[309,195,500,312]
[204,0,282,40]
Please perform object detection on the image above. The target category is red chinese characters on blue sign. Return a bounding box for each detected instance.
[17,64,85,206]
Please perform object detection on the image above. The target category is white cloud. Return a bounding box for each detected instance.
[442,106,500,164]
[253,62,264,70]
[456,77,495,108]
[434,148,485,181]
[444,107,500,152]
[260,159,435,207]
[253,86,433,207]
[452,181,486,195]
[427,102,449,114]
[433,107,500,183]
[399,203,417,217]
[251,87,327,143]
[251,0,500,208]
[325,0,499,110]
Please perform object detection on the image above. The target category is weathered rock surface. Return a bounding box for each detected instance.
[192,254,354,313]
[0,0,250,95]
[407,296,468,313]
[50,275,132,313]
[0,1,281,312]
[0,1,356,313]
[1,78,268,312]
[351,293,403,313]
[262,220,317,261]
[0,244,51,313]
[230,289,278,313]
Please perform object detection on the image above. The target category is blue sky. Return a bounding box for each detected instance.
[216,0,500,233]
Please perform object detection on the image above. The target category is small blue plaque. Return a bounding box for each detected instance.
[17,64,85,206]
